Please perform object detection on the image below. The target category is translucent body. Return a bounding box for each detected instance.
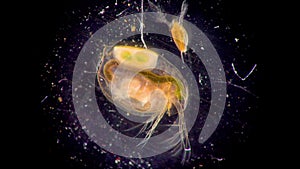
[97,45,190,163]
[149,0,189,63]
[170,21,188,60]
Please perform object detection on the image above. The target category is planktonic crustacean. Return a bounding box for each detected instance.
[148,0,189,63]
[97,45,191,163]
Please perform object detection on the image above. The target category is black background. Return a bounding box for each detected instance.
[9,0,284,168]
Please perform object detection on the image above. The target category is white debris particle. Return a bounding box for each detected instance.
[115,157,121,164]
[41,96,48,103]
[99,9,105,15]
[214,25,219,28]
[200,46,205,50]
[234,38,239,42]
[116,8,128,16]
[232,63,257,81]
[198,73,203,84]
[214,157,225,161]
[70,156,76,160]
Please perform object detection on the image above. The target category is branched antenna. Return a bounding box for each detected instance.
[179,0,188,24]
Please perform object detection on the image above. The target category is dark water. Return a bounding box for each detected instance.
[34,0,270,168]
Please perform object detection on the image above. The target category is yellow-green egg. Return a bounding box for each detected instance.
[120,51,131,60]
[134,52,149,63]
